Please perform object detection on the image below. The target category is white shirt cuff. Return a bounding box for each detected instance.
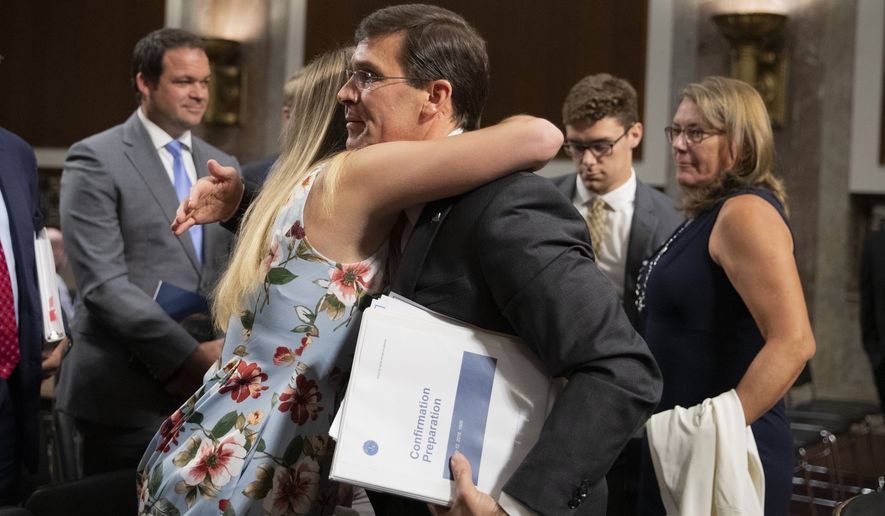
[498,492,539,516]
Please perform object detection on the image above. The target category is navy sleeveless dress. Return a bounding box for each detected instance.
[637,188,793,515]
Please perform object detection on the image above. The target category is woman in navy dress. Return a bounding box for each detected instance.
[637,76,815,515]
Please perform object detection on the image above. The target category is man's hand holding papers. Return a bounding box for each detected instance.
[428,453,507,516]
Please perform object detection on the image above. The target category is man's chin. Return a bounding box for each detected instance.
[345,134,373,150]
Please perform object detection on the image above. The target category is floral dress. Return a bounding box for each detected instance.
[138,169,386,516]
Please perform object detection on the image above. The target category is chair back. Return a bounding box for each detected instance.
[833,491,885,515]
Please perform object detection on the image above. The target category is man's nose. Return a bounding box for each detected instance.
[337,78,357,104]
[191,83,208,101]
[581,149,599,166]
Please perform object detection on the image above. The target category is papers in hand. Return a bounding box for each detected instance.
[153,281,213,341]
[329,294,556,506]
[34,228,65,342]
[153,281,209,322]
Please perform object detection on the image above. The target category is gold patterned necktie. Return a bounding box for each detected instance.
[586,197,608,259]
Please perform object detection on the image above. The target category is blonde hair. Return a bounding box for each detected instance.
[213,48,350,330]
[679,76,787,216]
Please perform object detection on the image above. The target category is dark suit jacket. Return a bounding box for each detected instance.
[861,228,885,367]
[550,174,682,332]
[392,172,662,515]
[0,127,43,471]
[56,112,238,430]
[241,154,278,190]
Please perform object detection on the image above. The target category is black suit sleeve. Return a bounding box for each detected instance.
[220,180,258,233]
[861,230,883,366]
[476,175,662,514]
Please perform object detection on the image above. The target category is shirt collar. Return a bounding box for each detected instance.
[574,168,636,210]
[137,108,194,152]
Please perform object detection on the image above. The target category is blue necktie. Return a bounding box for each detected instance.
[165,140,202,264]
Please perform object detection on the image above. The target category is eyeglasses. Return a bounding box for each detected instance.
[664,125,723,144]
[345,69,422,91]
[563,128,630,160]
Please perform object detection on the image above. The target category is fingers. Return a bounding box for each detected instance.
[172,198,195,235]
[450,452,474,492]
[206,159,237,180]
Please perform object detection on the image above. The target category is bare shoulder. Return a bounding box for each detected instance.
[717,193,786,233]
[711,193,792,264]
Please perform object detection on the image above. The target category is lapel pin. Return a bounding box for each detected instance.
[430,212,442,223]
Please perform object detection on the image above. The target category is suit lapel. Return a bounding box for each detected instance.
[122,113,201,271]
[391,198,454,297]
[0,133,39,324]
[624,182,656,294]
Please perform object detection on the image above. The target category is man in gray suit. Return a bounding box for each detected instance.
[56,28,239,476]
[552,74,681,516]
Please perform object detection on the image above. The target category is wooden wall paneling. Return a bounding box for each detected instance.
[304,0,648,140]
[0,0,165,147]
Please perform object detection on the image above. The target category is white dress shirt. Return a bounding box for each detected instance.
[572,170,637,299]
[136,108,198,187]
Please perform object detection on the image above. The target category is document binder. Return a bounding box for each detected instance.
[33,228,65,342]
[329,295,556,506]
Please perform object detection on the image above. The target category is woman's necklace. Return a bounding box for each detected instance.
[634,217,694,314]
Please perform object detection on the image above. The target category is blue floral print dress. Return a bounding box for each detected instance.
[138,169,386,516]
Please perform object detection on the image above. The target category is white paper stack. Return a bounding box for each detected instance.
[33,228,65,342]
[329,294,555,506]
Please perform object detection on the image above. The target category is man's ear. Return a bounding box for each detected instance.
[421,79,453,119]
[628,122,644,149]
[135,72,153,100]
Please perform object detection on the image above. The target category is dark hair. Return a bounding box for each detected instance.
[562,73,639,130]
[356,4,489,130]
[131,28,205,104]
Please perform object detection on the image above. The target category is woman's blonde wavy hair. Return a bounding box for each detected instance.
[213,48,351,330]
[679,76,787,216]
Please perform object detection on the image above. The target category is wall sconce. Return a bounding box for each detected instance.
[204,37,243,125]
[712,12,788,127]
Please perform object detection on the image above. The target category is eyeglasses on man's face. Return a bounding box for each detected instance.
[664,125,723,145]
[345,69,421,91]
[563,128,630,160]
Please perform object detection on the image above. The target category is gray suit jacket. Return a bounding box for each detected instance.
[393,172,662,515]
[56,112,239,429]
[550,174,682,332]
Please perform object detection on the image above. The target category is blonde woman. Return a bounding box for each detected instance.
[138,47,562,515]
[637,76,815,514]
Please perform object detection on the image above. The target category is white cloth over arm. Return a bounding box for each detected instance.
[646,389,765,516]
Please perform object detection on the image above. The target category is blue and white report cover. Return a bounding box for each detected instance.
[329,296,555,506]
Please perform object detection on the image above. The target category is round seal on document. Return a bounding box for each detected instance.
[363,440,379,456]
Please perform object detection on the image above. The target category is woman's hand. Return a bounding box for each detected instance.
[428,453,508,516]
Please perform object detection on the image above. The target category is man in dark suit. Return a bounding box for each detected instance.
[861,226,885,413]
[56,28,239,476]
[0,127,44,504]
[551,75,681,515]
[174,6,661,514]
[339,6,661,515]
[552,74,682,333]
